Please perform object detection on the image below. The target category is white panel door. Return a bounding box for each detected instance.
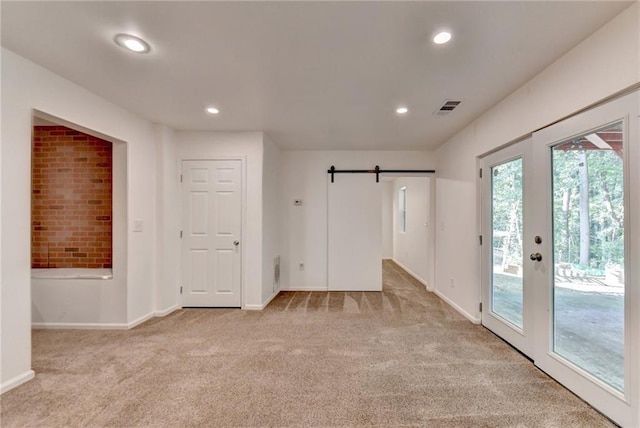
[328,174,382,291]
[181,160,242,307]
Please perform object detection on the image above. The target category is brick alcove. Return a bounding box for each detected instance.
[31,125,113,269]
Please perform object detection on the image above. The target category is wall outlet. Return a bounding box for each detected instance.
[449,277,455,288]
[299,262,305,270]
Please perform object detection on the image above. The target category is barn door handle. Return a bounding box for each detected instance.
[233,240,240,246]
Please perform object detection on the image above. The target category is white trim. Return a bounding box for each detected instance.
[391,259,477,323]
[392,258,433,292]
[127,312,154,329]
[279,287,328,292]
[382,257,393,260]
[31,310,170,331]
[244,290,281,310]
[179,156,246,309]
[262,290,280,308]
[433,289,481,324]
[32,322,130,330]
[31,268,113,280]
[154,304,180,317]
[1,370,35,394]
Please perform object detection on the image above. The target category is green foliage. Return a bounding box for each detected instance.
[490,130,624,273]
[552,148,624,270]
[492,158,523,267]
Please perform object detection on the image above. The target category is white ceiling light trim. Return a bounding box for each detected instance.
[206,107,220,115]
[114,33,151,53]
[433,31,452,44]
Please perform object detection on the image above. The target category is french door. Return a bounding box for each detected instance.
[482,92,638,427]
[481,139,534,357]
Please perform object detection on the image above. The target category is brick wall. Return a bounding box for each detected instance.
[32,126,113,269]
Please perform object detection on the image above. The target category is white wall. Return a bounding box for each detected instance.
[392,177,432,288]
[262,134,281,305]
[279,150,435,290]
[1,48,158,391]
[174,131,265,308]
[381,181,393,259]
[155,125,180,315]
[434,3,640,323]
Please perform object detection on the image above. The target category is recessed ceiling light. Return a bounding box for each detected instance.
[396,107,409,114]
[114,34,151,53]
[206,107,220,115]
[433,31,452,45]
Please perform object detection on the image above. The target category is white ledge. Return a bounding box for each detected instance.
[31,268,113,280]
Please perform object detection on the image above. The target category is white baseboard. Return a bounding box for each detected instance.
[1,370,35,394]
[279,287,328,292]
[392,259,433,292]
[244,290,281,310]
[154,304,180,317]
[433,289,481,324]
[262,290,280,309]
[32,311,156,331]
[382,257,393,260]
[127,312,154,329]
[32,322,130,330]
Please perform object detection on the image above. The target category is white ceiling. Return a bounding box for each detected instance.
[1,1,633,150]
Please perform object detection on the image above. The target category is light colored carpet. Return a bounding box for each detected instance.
[1,260,613,427]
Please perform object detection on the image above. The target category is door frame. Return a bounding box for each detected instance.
[480,139,534,358]
[178,156,247,309]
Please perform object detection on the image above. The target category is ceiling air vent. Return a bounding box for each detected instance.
[434,100,462,116]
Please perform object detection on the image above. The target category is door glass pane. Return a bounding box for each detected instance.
[491,158,524,328]
[551,121,624,392]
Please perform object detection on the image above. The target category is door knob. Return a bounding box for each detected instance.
[233,240,240,246]
[530,252,542,262]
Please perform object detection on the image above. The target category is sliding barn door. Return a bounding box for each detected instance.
[328,175,382,291]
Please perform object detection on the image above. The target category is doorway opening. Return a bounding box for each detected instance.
[381,175,434,290]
